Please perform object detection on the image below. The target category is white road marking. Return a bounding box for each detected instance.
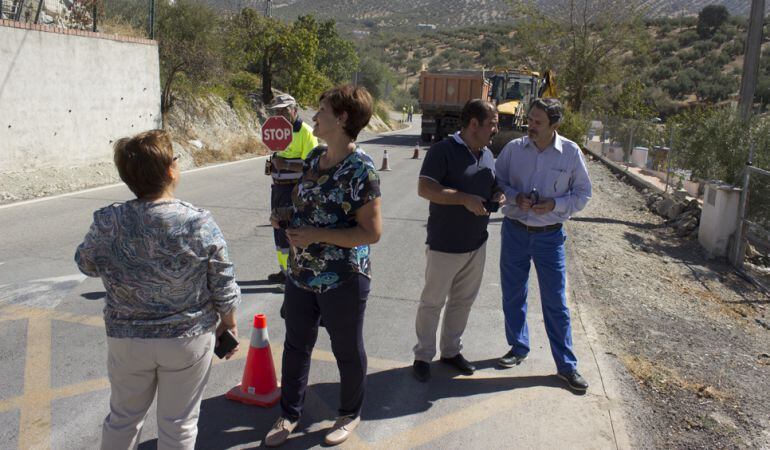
[0,155,269,211]
[0,274,87,309]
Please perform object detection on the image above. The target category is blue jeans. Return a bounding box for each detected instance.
[500,218,577,374]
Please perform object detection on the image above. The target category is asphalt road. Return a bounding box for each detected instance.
[0,120,629,449]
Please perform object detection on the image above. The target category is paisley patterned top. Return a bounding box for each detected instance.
[75,199,241,338]
[289,146,381,293]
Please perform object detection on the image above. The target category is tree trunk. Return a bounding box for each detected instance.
[262,53,273,104]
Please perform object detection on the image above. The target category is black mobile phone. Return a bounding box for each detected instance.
[483,200,500,213]
[215,330,239,359]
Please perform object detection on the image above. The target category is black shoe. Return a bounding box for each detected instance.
[498,350,527,368]
[267,271,286,283]
[440,353,475,375]
[557,371,589,391]
[412,360,431,382]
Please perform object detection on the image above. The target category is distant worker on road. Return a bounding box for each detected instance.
[266,94,318,288]
[494,98,592,391]
[408,104,414,122]
[412,99,504,382]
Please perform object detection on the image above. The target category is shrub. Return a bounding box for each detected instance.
[558,108,589,146]
[724,40,745,58]
[229,71,261,93]
[678,30,699,47]
[670,107,769,185]
[657,40,678,58]
[661,56,683,72]
[649,66,673,82]
[680,48,702,62]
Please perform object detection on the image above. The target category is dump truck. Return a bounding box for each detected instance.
[419,68,555,154]
[418,70,491,143]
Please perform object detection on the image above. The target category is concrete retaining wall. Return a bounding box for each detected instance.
[0,20,161,171]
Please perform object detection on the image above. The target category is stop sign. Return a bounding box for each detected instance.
[261,116,294,151]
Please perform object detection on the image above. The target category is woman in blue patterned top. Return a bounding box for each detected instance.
[264,85,382,448]
[74,130,241,450]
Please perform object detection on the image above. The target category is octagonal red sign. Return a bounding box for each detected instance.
[261,116,293,151]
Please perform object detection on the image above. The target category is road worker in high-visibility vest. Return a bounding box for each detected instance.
[266,94,318,288]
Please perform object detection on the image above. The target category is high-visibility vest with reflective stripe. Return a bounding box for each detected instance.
[271,119,318,181]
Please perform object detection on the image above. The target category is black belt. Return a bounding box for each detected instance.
[272,179,299,185]
[511,219,562,233]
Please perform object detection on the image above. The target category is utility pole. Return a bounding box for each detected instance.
[738,0,765,120]
[261,0,273,104]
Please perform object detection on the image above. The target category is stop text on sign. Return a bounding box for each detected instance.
[263,128,291,141]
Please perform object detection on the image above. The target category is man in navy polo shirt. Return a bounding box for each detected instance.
[412,99,503,382]
[495,98,592,391]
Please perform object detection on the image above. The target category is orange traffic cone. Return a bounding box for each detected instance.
[412,142,420,160]
[379,150,392,171]
[226,314,280,407]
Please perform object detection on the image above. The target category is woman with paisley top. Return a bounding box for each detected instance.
[264,85,382,447]
[75,130,241,449]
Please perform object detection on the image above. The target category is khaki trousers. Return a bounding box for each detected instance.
[101,332,215,450]
[413,242,486,362]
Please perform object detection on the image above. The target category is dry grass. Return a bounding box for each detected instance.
[99,18,146,39]
[620,354,728,401]
[191,137,268,166]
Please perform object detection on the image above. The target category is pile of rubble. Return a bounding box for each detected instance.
[646,192,701,237]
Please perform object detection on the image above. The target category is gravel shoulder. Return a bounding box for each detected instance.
[568,158,770,449]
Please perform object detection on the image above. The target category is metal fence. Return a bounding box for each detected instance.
[1,0,155,38]
[588,116,688,194]
[733,146,770,288]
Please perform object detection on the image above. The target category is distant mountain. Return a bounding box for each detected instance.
[228,0,769,28]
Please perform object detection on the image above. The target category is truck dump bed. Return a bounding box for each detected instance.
[419,70,490,110]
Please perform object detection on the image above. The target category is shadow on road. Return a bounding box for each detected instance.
[81,291,106,300]
[361,134,423,147]
[136,360,577,449]
[572,216,663,230]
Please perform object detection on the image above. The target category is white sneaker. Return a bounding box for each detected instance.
[324,415,360,446]
[264,417,297,447]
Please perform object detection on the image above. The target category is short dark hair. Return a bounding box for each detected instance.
[528,98,563,126]
[460,99,496,128]
[319,85,373,140]
[113,130,174,199]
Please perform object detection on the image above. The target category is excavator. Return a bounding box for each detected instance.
[487,68,557,154]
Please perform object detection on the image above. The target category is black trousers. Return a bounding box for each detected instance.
[271,183,295,251]
[280,274,370,421]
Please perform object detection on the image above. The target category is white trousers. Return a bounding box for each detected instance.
[101,332,214,450]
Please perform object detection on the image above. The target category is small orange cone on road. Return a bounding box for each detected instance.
[379,150,392,171]
[412,142,420,160]
[226,314,280,407]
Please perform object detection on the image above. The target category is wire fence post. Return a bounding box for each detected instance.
[92,0,97,32]
[147,0,155,39]
[733,142,756,268]
[664,125,675,194]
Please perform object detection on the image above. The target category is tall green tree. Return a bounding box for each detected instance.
[316,19,359,84]
[225,10,327,104]
[697,5,729,38]
[156,0,220,112]
[510,0,647,111]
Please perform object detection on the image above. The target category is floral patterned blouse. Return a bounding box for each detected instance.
[75,199,241,338]
[288,146,381,293]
